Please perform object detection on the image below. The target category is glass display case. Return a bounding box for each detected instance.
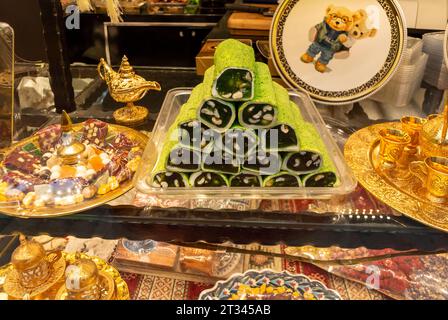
[1,0,448,301]
[0,22,15,149]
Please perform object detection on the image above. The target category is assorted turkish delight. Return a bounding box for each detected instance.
[0,118,143,211]
[83,119,108,146]
[4,149,40,174]
[36,124,62,152]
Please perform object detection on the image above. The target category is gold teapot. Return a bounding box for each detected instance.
[420,102,448,158]
[3,235,65,299]
[98,55,161,126]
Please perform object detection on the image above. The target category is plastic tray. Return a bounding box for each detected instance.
[401,37,423,66]
[134,88,357,200]
[387,52,428,84]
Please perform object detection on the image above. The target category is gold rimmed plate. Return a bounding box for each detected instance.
[0,123,148,218]
[270,0,406,105]
[344,122,448,233]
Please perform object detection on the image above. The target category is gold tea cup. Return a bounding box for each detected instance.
[401,116,427,150]
[65,258,101,300]
[410,156,448,203]
[378,128,411,169]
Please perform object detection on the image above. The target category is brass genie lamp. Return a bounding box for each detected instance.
[97,55,161,126]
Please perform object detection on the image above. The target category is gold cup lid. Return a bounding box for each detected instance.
[56,111,86,165]
[65,258,99,293]
[11,235,46,271]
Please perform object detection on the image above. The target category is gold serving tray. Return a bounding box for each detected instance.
[0,252,129,300]
[345,122,448,233]
[0,123,148,218]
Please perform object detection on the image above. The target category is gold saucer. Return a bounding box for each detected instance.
[55,270,115,300]
[113,104,149,126]
[3,253,66,299]
[344,122,448,233]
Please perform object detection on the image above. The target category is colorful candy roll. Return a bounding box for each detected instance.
[199,66,236,132]
[202,148,240,175]
[273,82,304,123]
[167,84,220,150]
[282,151,322,175]
[197,98,236,133]
[242,149,282,175]
[299,122,339,187]
[212,39,255,101]
[229,173,262,187]
[167,84,204,129]
[263,172,302,187]
[189,171,229,187]
[166,145,202,172]
[150,171,190,188]
[302,171,338,187]
[178,120,213,150]
[156,137,201,173]
[238,63,278,129]
[219,125,258,161]
[149,140,191,187]
[261,124,300,152]
[166,83,205,132]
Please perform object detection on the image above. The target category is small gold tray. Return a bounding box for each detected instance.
[0,252,129,300]
[344,122,448,233]
[0,123,148,219]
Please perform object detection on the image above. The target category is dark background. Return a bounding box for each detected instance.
[0,0,47,61]
[0,0,223,66]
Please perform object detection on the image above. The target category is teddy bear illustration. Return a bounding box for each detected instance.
[301,4,355,73]
[342,9,377,49]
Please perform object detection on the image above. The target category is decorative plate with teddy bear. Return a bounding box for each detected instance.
[270,0,406,105]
